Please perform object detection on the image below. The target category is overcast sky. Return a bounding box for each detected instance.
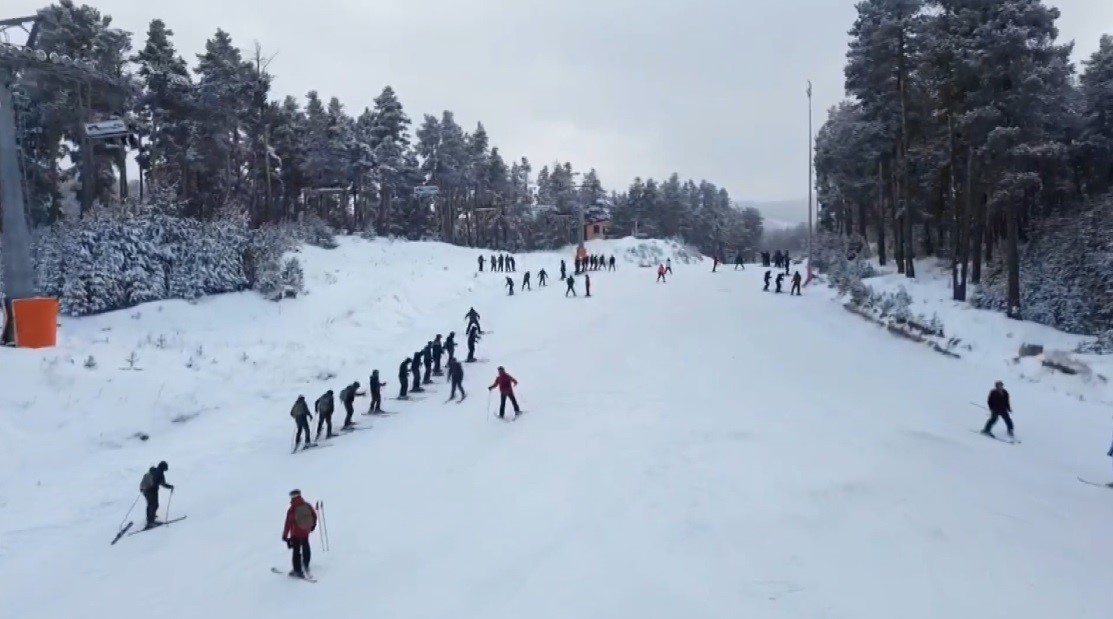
[8,0,1113,205]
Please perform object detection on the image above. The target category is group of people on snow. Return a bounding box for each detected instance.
[576,254,615,273]
[764,270,803,295]
[491,256,600,298]
[710,254,747,272]
[761,250,794,273]
[478,254,517,272]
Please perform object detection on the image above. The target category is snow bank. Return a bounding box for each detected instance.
[815,256,1113,404]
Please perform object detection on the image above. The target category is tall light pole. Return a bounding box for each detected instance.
[806,80,814,276]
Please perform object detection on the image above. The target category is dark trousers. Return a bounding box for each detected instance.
[370,391,382,412]
[451,381,466,400]
[764,280,770,291]
[295,417,311,445]
[424,363,432,383]
[467,344,476,361]
[412,371,421,391]
[566,285,576,296]
[791,282,801,295]
[316,414,332,438]
[983,411,1015,435]
[524,281,531,290]
[290,537,311,575]
[499,392,520,417]
[434,355,442,373]
[342,401,354,425]
[143,490,159,526]
[398,377,408,398]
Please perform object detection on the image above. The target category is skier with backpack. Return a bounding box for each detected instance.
[291,396,313,450]
[282,489,318,580]
[315,390,335,440]
[338,382,365,428]
[139,461,174,529]
[411,350,425,392]
[397,358,410,399]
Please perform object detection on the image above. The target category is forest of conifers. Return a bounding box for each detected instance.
[815,0,1113,336]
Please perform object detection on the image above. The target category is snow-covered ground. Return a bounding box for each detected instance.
[810,257,1113,406]
[2,236,1111,618]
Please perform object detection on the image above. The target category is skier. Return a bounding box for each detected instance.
[477,255,484,272]
[774,272,784,294]
[445,332,457,360]
[712,256,719,272]
[763,270,771,291]
[448,357,466,402]
[773,250,783,269]
[315,390,335,440]
[465,307,481,333]
[565,275,577,297]
[538,269,548,287]
[560,259,567,280]
[791,271,802,296]
[432,335,444,375]
[609,255,616,271]
[291,395,313,450]
[656,264,666,283]
[488,366,521,419]
[982,381,1015,439]
[783,250,791,274]
[466,327,480,362]
[282,489,318,579]
[139,460,174,529]
[508,255,516,272]
[523,271,531,291]
[574,256,581,274]
[665,258,673,274]
[368,370,386,413]
[735,253,744,270]
[397,358,410,399]
[585,272,592,297]
[339,382,365,428]
[497,255,505,271]
[411,350,425,392]
[490,254,497,272]
[506,276,515,296]
[422,342,434,384]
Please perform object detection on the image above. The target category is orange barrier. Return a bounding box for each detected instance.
[11,297,59,348]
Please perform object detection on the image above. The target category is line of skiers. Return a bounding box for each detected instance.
[764,270,803,295]
[287,309,487,451]
[478,254,517,272]
[761,250,794,274]
[576,254,615,273]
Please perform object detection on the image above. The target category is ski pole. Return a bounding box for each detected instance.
[316,500,329,552]
[164,488,174,524]
[118,494,140,530]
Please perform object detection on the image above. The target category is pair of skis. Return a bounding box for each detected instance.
[271,567,317,583]
[111,516,188,544]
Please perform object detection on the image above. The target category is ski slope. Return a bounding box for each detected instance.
[1,237,1111,619]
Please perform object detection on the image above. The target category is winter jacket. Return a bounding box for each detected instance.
[370,374,384,393]
[423,346,433,367]
[340,383,359,405]
[140,467,171,494]
[657,265,665,276]
[433,339,443,358]
[291,398,311,420]
[987,389,1011,414]
[283,497,317,540]
[490,372,518,394]
[398,360,409,378]
[315,391,334,416]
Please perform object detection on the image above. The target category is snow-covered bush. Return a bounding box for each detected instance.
[295,214,339,249]
[974,196,1113,335]
[1076,330,1113,355]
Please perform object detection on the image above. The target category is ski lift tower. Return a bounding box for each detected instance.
[0,14,130,345]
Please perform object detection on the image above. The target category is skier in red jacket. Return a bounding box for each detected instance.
[488,366,521,419]
[282,489,318,579]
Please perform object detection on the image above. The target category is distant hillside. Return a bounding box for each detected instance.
[738,199,809,229]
